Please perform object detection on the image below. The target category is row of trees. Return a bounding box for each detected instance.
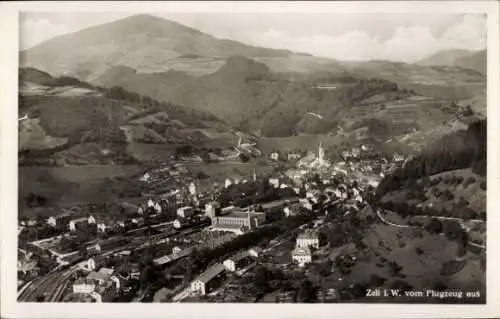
[380,200,485,221]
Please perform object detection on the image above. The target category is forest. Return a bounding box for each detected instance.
[375,119,486,200]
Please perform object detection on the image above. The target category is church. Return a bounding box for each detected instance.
[299,142,331,168]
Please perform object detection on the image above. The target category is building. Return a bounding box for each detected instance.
[292,246,312,266]
[69,217,88,232]
[316,288,338,302]
[210,223,245,235]
[318,142,325,166]
[270,152,279,161]
[140,173,151,182]
[86,268,113,286]
[47,213,72,229]
[288,153,301,161]
[73,278,96,294]
[172,246,183,255]
[296,229,320,249]
[190,263,226,296]
[137,206,144,215]
[393,153,405,162]
[189,182,197,196]
[153,247,193,267]
[269,178,280,188]
[84,258,97,271]
[205,201,220,220]
[212,211,266,230]
[97,223,107,233]
[223,251,251,272]
[131,217,145,227]
[224,178,233,189]
[248,247,263,258]
[283,203,302,217]
[177,206,194,218]
[299,198,313,211]
[47,216,57,228]
[154,202,162,214]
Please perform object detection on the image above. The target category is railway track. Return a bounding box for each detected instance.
[18,224,206,302]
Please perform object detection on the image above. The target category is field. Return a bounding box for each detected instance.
[18,165,142,218]
[19,118,68,150]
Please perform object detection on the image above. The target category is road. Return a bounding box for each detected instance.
[375,208,486,250]
[412,215,485,223]
[376,209,417,228]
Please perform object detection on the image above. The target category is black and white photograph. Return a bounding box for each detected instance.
[1,1,500,318]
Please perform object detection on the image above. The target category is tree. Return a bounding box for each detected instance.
[369,274,386,286]
[254,265,271,294]
[298,279,315,303]
[425,218,443,234]
[443,220,463,241]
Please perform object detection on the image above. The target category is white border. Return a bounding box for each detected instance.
[1,1,499,319]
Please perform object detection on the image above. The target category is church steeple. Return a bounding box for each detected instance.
[318,141,325,165]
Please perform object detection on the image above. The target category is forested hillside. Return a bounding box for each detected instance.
[375,119,486,200]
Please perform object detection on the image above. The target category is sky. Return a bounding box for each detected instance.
[19,12,487,62]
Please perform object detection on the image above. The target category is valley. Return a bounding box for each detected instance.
[15,13,487,306]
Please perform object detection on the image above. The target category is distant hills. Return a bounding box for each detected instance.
[18,14,487,154]
[20,14,306,80]
[418,49,486,75]
[18,67,238,165]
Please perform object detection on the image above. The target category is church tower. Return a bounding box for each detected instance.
[318,142,325,166]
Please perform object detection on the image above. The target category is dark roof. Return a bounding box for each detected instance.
[193,263,225,284]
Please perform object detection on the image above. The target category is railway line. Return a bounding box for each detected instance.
[18,222,207,302]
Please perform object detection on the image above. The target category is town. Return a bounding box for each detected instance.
[17,142,414,303]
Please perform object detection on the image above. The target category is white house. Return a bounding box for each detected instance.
[97,223,107,233]
[88,215,96,224]
[190,263,225,296]
[225,178,233,189]
[292,246,312,267]
[147,199,155,208]
[393,153,405,162]
[296,229,320,249]
[223,251,250,272]
[269,178,280,188]
[110,275,121,290]
[189,182,197,196]
[140,173,151,182]
[116,220,126,228]
[154,202,162,214]
[73,278,96,294]
[69,218,87,232]
[86,258,97,271]
[270,152,279,161]
[47,216,57,227]
[137,206,144,215]
[177,206,194,218]
[248,247,263,258]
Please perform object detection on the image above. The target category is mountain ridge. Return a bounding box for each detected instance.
[417,49,486,75]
